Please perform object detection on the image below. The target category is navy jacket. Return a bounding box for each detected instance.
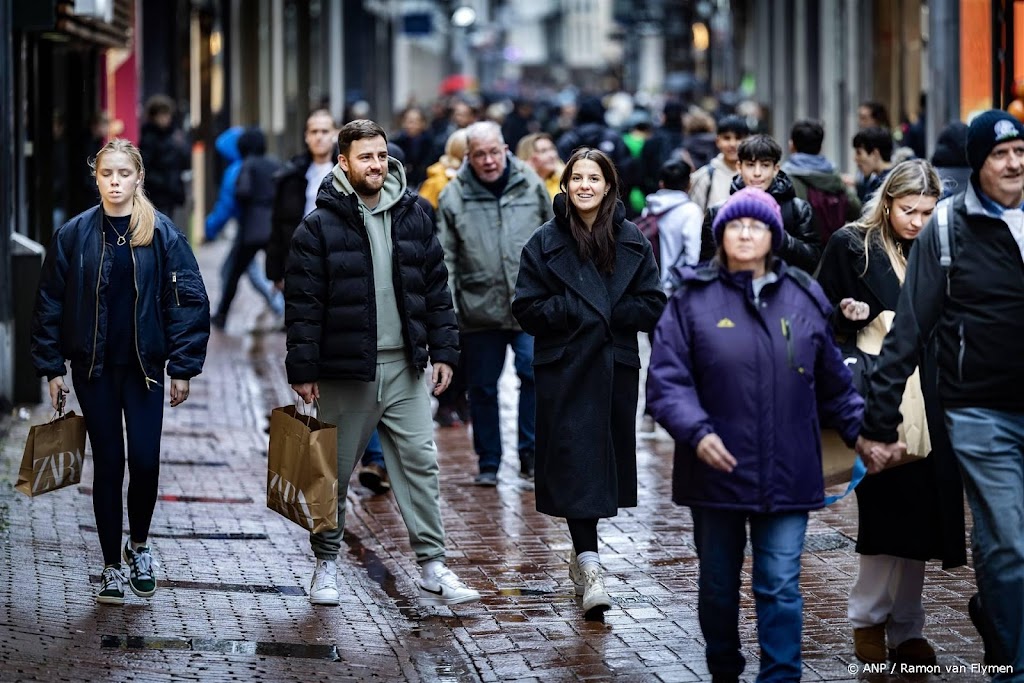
[647,262,863,512]
[32,206,210,385]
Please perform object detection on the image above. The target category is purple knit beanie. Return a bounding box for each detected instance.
[712,187,785,251]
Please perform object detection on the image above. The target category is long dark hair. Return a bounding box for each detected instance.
[559,148,620,273]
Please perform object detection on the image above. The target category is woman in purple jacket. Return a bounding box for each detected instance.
[647,187,863,683]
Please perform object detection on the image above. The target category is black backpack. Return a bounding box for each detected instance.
[636,208,670,268]
[805,184,850,244]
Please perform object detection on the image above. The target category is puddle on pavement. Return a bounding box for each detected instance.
[497,587,555,597]
[101,635,339,660]
[342,530,416,611]
[340,534,478,679]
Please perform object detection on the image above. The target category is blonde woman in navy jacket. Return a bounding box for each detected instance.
[31,139,210,606]
[648,187,862,683]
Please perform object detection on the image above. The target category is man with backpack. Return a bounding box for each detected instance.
[638,159,704,290]
[782,119,861,245]
[858,110,1024,675]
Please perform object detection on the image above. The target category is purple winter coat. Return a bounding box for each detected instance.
[647,262,863,512]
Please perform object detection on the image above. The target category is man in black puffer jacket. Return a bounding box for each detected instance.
[698,134,821,273]
[285,119,480,610]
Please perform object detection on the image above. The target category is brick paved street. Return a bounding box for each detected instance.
[0,238,997,682]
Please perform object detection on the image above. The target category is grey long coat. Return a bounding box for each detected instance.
[513,197,666,518]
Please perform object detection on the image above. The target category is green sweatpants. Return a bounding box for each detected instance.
[310,355,446,564]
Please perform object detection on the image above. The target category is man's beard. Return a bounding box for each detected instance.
[351,174,384,196]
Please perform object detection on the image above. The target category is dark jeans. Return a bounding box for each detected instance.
[360,429,384,468]
[72,365,164,567]
[461,330,535,473]
[692,507,808,682]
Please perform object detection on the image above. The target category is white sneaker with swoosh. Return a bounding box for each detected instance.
[309,559,340,606]
[417,566,481,606]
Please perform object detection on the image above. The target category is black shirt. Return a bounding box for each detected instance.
[103,214,136,365]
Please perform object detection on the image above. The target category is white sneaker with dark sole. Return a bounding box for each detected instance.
[417,566,481,606]
[309,559,340,606]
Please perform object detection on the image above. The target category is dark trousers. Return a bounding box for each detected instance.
[72,365,164,566]
[215,243,282,323]
[461,330,535,473]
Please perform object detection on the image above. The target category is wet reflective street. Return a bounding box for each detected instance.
[0,240,991,682]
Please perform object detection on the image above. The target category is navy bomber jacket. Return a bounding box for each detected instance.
[31,206,210,386]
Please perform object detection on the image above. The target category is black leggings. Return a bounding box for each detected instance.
[566,518,599,555]
[73,365,164,566]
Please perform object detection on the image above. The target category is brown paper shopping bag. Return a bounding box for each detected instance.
[266,404,339,533]
[15,409,87,497]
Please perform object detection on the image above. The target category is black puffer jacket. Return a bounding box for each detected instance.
[698,170,821,273]
[284,175,459,384]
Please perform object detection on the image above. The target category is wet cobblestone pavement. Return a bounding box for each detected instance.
[0,239,995,681]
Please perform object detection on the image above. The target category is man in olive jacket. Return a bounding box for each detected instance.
[437,121,553,485]
[285,119,479,609]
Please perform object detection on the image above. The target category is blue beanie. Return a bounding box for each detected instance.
[712,187,785,251]
[966,110,1024,174]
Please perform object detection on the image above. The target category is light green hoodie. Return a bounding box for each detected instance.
[332,158,407,353]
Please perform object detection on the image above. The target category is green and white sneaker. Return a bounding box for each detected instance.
[123,542,158,597]
[96,565,127,605]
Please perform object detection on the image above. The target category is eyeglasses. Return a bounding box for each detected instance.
[470,148,505,161]
[724,220,770,235]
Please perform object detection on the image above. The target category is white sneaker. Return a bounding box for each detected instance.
[96,565,128,605]
[568,554,585,596]
[639,415,658,439]
[581,567,612,618]
[309,559,340,606]
[417,566,481,606]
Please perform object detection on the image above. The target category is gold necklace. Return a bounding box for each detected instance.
[105,216,130,246]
